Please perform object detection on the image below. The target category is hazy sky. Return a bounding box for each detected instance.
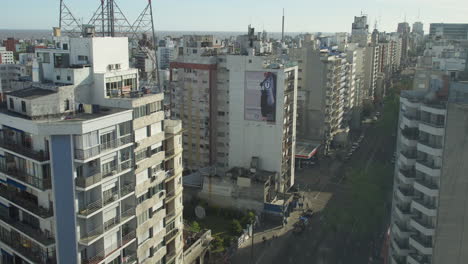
[1,0,467,33]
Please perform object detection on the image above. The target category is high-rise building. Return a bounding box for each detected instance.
[290,47,350,154]
[0,32,184,264]
[351,15,370,47]
[398,22,411,64]
[413,22,424,36]
[389,77,468,264]
[429,23,468,40]
[2,38,18,53]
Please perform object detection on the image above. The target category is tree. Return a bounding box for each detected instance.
[229,219,243,236]
[191,221,201,233]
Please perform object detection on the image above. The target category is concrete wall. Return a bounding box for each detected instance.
[226,55,285,174]
[433,103,468,264]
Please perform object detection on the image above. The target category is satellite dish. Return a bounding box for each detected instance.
[195,205,206,219]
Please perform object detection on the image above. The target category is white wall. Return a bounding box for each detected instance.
[226,55,285,174]
[91,37,129,73]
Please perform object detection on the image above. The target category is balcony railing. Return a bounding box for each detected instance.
[74,134,133,160]
[75,160,132,188]
[165,228,179,241]
[0,184,53,218]
[0,210,55,247]
[419,119,445,128]
[0,229,56,263]
[416,159,441,170]
[415,178,438,190]
[0,166,51,190]
[410,234,433,248]
[413,198,437,210]
[78,183,135,216]
[82,230,136,264]
[411,216,434,231]
[122,252,137,264]
[0,137,49,162]
[418,139,442,150]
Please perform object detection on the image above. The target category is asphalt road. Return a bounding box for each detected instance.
[255,117,397,264]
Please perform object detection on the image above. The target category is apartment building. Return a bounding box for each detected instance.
[0,32,184,264]
[0,47,14,65]
[290,47,350,154]
[351,15,370,47]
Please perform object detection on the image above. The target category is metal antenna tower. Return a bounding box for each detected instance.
[59,0,82,36]
[131,0,161,91]
[88,0,133,37]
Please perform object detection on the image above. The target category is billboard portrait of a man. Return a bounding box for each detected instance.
[244,71,277,122]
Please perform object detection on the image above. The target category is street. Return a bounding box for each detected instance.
[232,110,397,264]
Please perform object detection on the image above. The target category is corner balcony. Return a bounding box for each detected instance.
[411,199,437,217]
[0,184,53,218]
[415,160,441,178]
[0,137,49,162]
[402,114,419,128]
[395,187,414,203]
[407,253,431,264]
[0,229,56,264]
[413,178,439,197]
[409,235,433,255]
[74,134,133,161]
[410,217,435,236]
[398,169,416,185]
[399,151,417,166]
[394,204,412,221]
[392,221,412,238]
[391,236,411,256]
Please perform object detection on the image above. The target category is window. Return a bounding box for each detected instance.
[78,55,88,62]
[64,99,70,111]
[67,76,71,81]
[135,149,148,163]
[63,43,68,50]
[21,101,26,112]
[119,121,132,136]
[9,98,14,109]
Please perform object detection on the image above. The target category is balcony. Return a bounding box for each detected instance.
[394,204,412,221]
[165,250,177,264]
[396,187,414,202]
[0,166,51,190]
[391,236,411,256]
[0,184,53,218]
[80,208,135,245]
[399,151,417,166]
[415,160,441,177]
[398,169,416,185]
[165,228,179,242]
[417,140,443,157]
[78,183,135,217]
[407,253,431,264]
[74,134,133,160]
[402,114,419,128]
[411,199,437,217]
[0,137,49,162]
[392,221,411,238]
[0,210,55,247]
[82,230,136,264]
[410,217,435,236]
[413,178,439,197]
[409,235,433,255]
[0,229,56,264]
[418,122,444,136]
[75,160,132,188]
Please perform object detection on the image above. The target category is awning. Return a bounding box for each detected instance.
[295,141,320,159]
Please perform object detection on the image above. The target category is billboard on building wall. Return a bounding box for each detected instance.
[244,71,277,122]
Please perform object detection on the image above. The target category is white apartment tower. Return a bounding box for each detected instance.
[0,33,184,264]
[389,78,468,264]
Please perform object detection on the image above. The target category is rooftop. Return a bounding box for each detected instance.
[8,87,56,99]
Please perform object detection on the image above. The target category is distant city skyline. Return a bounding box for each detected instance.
[1,0,468,34]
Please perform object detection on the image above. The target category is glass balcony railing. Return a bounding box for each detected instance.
[0,166,51,190]
[75,160,132,188]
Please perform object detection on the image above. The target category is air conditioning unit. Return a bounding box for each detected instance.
[151,175,156,182]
